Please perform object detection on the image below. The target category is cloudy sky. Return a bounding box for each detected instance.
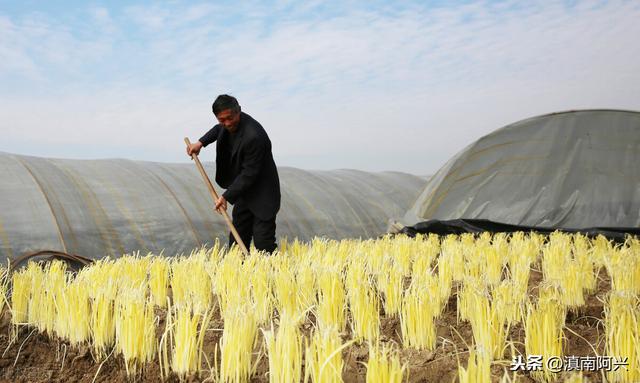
[1,0,638,174]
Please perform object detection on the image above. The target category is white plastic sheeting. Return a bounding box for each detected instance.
[0,153,425,261]
[403,110,640,229]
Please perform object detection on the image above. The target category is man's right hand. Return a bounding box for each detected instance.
[186,141,204,157]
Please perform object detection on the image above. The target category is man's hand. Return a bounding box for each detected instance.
[186,141,204,158]
[215,196,227,214]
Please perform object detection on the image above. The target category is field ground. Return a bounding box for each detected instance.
[0,267,611,383]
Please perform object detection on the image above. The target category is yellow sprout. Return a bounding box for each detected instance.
[458,278,486,323]
[114,293,156,376]
[55,279,91,345]
[377,262,403,317]
[149,257,169,308]
[346,263,380,343]
[25,262,45,329]
[167,305,210,378]
[91,290,116,359]
[436,251,455,306]
[264,313,303,383]
[572,234,597,293]
[214,247,251,317]
[219,306,258,383]
[11,267,31,325]
[171,253,212,314]
[605,292,639,383]
[458,349,491,383]
[542,232,572,285]
[317,270,346,331]
[296,260,317,313]
[273,262,303,318]
[40,261,66,336]
[508,233,538,294]
[0,265,7,314]
[483,242,506,287]
[8,231,632,382]
[304,326,347,383]
[524,300,565,383]
[559,260,586,308]
[366,343,405,383]
[492,279,527,326]
[441,235,465,282]
[604,245,640,295]
[467,289,508,360]
[400,282,437,351]
[249,256,273,324]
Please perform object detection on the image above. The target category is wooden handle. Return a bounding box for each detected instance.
[185,137,250,257]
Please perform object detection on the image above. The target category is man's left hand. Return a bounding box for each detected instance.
[215,196,227,214]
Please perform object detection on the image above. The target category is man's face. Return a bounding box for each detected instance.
[215,109,241,132]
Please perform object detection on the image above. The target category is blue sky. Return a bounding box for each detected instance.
[1,0,639,174]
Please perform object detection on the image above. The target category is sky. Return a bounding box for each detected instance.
[0,0,639,175]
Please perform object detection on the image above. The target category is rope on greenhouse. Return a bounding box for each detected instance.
[9,250,94,273]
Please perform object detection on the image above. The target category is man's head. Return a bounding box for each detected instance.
[212,94,241,132]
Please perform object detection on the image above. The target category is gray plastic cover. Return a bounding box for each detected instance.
[0,154,425,261]
[403,110,640,229]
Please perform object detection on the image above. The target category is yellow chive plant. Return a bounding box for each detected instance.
[91,288,116,360]
[218,305,258,383]
[11,266,31,325]
[0,265,7,314]
[605,292,639,383]
[264,312,303,383]
[163,304,211,379]
[377,261,403,317]
[249,255,273,324]
[458,348,491,383]
[524,299,565,383]
[365,343,405,383]
[466,289,509,360]
[400,280,438,351]
[149,257,169,308]
[317,269,346,331]
[346,262,380,343]
[304,326,348,383]
[114,292,157,377]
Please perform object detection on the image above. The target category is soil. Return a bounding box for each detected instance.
[0,268,613,383]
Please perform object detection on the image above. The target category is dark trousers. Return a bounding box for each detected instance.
[228,202,277,254]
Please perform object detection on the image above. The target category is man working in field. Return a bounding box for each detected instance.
[186,94,281,253]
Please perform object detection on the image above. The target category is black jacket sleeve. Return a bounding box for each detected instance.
[222,137,266,204]
[199,125,221,147]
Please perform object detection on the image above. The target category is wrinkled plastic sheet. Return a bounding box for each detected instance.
[0,153,426,262]
[401,218,640,242]
[403,110,640,229]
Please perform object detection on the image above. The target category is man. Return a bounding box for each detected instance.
[186,94,281,253]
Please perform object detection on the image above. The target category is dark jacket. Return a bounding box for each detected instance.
[199,112,281,220]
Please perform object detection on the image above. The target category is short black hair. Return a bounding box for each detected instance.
[212,94,241,115]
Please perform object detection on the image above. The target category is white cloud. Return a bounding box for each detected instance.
[0,15,41,79]
[124,5,171,30]
[1,0,639,174]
